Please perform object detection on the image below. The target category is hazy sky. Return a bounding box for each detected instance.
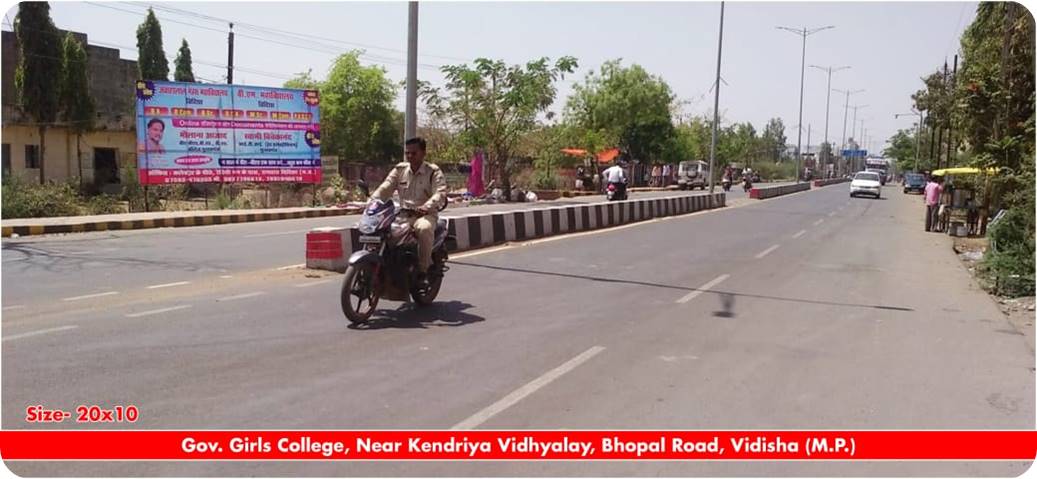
[4,1,977,153]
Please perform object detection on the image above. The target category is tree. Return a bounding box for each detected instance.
[60,32,95,188]
[761,118,787,161]
[883,129,926,172]
[285,52,401,166]
[15,1,63,184]
[425,56,578,194]
[565,60,675,164]
[136,8,168,80]
[173,39,195,82]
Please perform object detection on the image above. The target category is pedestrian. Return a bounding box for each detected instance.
[651,164,662,187]
[661,164,670,187]
[924,176,943,232]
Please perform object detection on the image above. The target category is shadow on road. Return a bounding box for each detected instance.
[349,300,486,330]
[449,260,913,313]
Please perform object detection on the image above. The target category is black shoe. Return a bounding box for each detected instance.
[415,272,430,290]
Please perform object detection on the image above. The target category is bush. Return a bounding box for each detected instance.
[2,177,82,219]
[751,161,797,181]
[83,194,124,215]
[982,207,1035,297]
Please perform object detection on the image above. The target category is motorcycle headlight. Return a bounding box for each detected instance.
[358,222,376,234]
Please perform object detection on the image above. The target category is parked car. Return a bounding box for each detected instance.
[850,171,883,199]
[677,160,709,190]
[902,173,926,194]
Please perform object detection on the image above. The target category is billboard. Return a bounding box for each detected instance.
[135,80,321,185]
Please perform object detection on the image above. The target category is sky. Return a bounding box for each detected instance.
[3,1,978,154]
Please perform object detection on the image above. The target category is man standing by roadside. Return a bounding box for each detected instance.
[924,175,943,232]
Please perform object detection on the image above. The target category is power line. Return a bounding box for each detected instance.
[129,1,473,63]
[81,1,442,73]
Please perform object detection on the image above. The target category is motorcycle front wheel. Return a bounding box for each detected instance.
[411,272,443,306]
[341,263,380,324]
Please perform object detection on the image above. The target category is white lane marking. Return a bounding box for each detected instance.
[219,292,266,301]
[146,281,191,290]
[3,305,27,311]
[4,325,78,342]
[295,279,333,288]
[792,230,807,239]
[125,305,192,318]
[452,346,606,430]
[274,263,306,270]
[814,218,825,226]
[244,230,310,238]
[755,244,781,259]
[62,291,119,302]
[219,275,234,279]
[676,274,731,304]
[451,245,514,259]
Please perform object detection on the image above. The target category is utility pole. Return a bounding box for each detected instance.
[834,88,864,176]
[227,23,234,84]
[810,65,850,171]
[947,55,958,167]
[405,2,419,140]
[778,25,834,183]
[708,1,725,196]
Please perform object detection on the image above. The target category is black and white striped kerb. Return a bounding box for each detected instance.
[327,193,727,265]
[439,193,724,253]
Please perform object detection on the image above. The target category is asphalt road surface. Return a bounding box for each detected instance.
[3,183,1032,476]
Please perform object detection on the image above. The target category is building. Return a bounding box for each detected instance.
[2,29,138,190]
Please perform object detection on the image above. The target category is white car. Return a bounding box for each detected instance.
[850,171,883,199]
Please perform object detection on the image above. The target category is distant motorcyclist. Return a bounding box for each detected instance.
[602,159,628,200]
[370,137,447,288]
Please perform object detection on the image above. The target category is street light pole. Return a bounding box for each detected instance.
[810,65,850,174]
[833,88,864,176]
[405,1,419,140]
[778,25,834,184]
[708,1,725,196]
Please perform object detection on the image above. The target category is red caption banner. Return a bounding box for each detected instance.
[1,431,1035,461]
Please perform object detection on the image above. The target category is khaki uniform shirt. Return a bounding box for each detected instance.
[372,161,447,216]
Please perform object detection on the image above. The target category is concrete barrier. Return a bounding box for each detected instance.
[307,193,726,272]
[813,178,851,187]
[748,182,811,200]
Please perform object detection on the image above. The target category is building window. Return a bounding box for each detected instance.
[2,143,10,177]
[25,145,40,169]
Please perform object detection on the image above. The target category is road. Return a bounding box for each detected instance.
[1,188,746,308]
[3,183,1032,476]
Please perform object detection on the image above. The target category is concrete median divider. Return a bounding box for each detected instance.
[748,182,811,200]
[305,193,726,272]
[812,178,851,187]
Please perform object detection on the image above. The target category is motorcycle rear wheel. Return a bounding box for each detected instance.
[341,263,380,324]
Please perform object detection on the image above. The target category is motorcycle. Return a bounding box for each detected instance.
[742,177,753,193]
[721,177,732,192]
[606,182,627,201]
[340,198,453,324]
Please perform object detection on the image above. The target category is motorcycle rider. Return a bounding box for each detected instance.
[370,137,447,287]
[602,157,628,199]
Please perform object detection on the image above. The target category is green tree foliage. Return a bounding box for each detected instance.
[284,52,401,165]
[565,60,674,164]
[424,56,578,193]
[946,2,1035,296]
[883,129,924,171]
[173,39,195,82]
[60,32,95,187]
[761,118,787,161]
[136,8,168,80]
[15,1,63,184]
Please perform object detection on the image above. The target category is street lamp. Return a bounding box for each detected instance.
[810,65,850,175]
[777,25,834,183]
[895,110,925,172]
[708,1,725,196]
[832,88,864,176]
